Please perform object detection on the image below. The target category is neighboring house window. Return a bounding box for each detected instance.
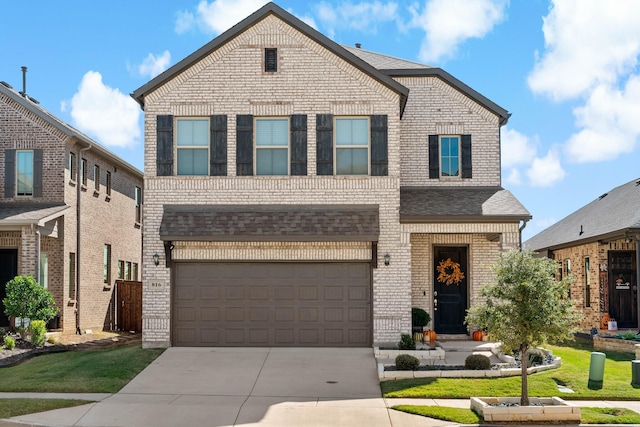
[106,171,112,196]
[255,118,288,175]
[69,152,76,180]
[125,261,131,281]
[40,253,48,289]
[81,158,88,186]
[565,259,571,298]
[335,117,368,175]
[265,48,277,72]
[104,244,111,285]
[16,150,34,196]
[135,186,142,223]
[94,165,100,191]
[439,136,460,177]
[176,118,209,175]
[69,253,76,299]
[132,263,138,281]
[584,257,590,307]
[118,260,124,279]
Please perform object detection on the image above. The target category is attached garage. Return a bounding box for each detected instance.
[172,262,372,347]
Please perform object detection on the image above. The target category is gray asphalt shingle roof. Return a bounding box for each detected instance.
[400,187,531,222]
[341,45,432,70]
[0,203,70,225]
[525,177,640,251]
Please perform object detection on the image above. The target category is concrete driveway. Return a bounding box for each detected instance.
[8,347,448,427]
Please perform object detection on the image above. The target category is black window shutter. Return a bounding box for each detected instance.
[33,149,43,197]
[210,115,227,176]
[156,115,174,176]
[428,135,439,179]
[4,149,15,198]
[370,115,388,176]
[461,134,472,178]
[290,114,307,176]
[316,114,333,175]
[236,114,253,176]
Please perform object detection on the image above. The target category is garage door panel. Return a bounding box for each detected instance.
[173,262,371,347]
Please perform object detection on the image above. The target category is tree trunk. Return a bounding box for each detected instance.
[520,343,529,406]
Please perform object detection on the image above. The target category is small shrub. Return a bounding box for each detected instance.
[3,336,15,350]
[47,336,58,344]
[395,354,420,370]
[527,348,545,367]
[0,327,6,340]
[616,331,640,341]
[465,354,491,370]
[411,307,431,329]
[397,333,416,350]
[30,320,47,347]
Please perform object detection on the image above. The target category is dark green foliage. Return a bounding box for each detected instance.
[398,333,416,350]
[527,348,545,367]
[412,308,431,328]
[3,276,58,322]
[30,320,47,347]
[0,328,6,340]
[396,354,420,371]
[464,354,491,370]
[3,336,15,350]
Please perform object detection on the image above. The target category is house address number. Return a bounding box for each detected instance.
[147,281,168,291]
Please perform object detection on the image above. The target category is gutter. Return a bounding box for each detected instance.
[76,143,91,335]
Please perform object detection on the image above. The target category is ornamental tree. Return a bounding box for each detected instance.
[3,275,57,338]
[465,249,582,406]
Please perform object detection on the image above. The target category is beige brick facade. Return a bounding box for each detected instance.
[0,84,143,333]
[138,8,527,347]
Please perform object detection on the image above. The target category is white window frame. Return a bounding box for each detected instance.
[16,150,34,196]
[439,135,461,179]
[254,117,290,176]
[40,252,48,289]
[175,117,209,176]
[334,117,370,176]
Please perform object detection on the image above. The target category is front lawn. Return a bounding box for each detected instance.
[0,344,164,393]
[0,399,92,418]
[382,339,640,400]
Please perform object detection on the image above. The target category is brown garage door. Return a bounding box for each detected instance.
[173,262,372,347]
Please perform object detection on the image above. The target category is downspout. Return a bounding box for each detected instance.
[32,224,40,283]
[76,144,91,335]
[518,219,529,250]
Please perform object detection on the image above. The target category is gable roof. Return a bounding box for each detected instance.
[131,2,409,113]
[525,177,640,251]
[0,82,142,178]
[341,45,432,70]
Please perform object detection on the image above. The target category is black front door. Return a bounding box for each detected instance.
[0,249,18,327]
[609,250,637,329]
[434,246,468,334]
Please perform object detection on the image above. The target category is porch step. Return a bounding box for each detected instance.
[437,334,471,341]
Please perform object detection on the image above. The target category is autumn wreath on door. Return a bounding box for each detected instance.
[436,258,465,285]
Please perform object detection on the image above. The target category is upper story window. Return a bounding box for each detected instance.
[440,136,460,178]
[94,165,100,191]
[176,118,209,175]
[264,48,277,72]
[106,171,112,196]
[69,152,76,180]
[335,117,369,175]
[135,186,142,223]
[81,158,88,186]
[16,150,34,196]
[255,118,288,175]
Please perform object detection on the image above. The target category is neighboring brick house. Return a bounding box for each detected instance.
[0,80,143,333]
[132,2,530,348]
[526,177,640,330]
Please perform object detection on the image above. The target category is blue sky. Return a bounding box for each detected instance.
[2,0,639,241]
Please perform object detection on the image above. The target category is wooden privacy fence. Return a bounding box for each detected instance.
[115,280,142,333]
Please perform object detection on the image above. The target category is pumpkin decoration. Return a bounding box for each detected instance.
[436,258,465,285]
[601,314,611,330]
[424,329,437,342]
[472,330,484,341]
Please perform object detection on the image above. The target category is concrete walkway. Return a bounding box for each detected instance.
[1,345,639,426]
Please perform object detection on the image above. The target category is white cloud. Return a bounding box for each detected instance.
[176,0,269,35]
[504,168,521,186]
[64,71,140,149]
[290,10,318,30]
[315,1,399,38]
[564,76,640,163]
[137,51,171,79]
[528,0,640,102]
[407,0,507,63]
[526,149,566,187]
[501,127,537,168]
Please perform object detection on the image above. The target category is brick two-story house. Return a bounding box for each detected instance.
[133,2,530,348]
[0,79,143,333]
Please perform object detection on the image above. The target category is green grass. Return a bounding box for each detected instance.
[0,344,164,393]
[0,399,91,418]
[382,339,640,400]
[392,405,640,425]
[392,405,482,424]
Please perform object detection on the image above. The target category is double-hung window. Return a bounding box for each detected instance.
[335,118,368,175]
[255,118,288,175]
[440,136,460,177]
[176,118,209,175]
[16,150,34,196]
